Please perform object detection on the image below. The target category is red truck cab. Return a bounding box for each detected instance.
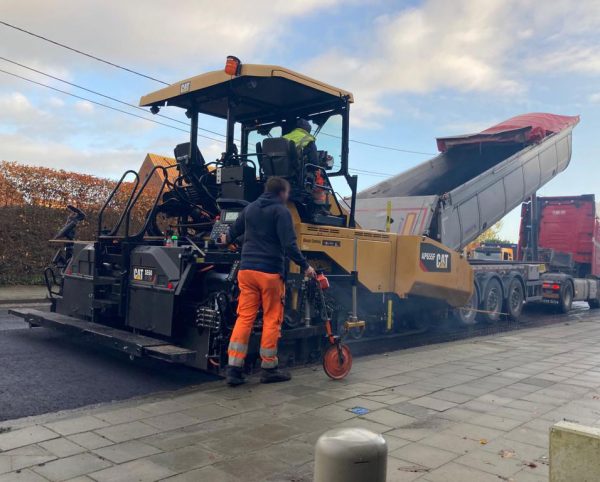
[518,194,600,310]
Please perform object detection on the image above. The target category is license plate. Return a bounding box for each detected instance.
[132,266,156,282]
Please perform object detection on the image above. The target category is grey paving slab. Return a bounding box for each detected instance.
[0,426,59,451]
[32,453,111,480]
[143,412,200,431]
[419,431,484,455]
[44,416,108,436]
[39,437,85,457]
[180,403,237,422]
[89,458,175,482]
[0,444,56,475]
[390,442,457,469]
[360,408,416,427]
[409,396,457,412]
[305,404,357,422]
[422,461,502,482]
[386,417,455,442]
[146,444,220,472]
[387,401,438,419]
[94,407,150,425]
[200,432,265,457]
[442,422,505,443]
[212,452,290,482]
[66,432,112,450]
[93,421,161,443]
[504,426,550,449]
[386,456,430,481]
[92,440,162,464]
[479,436,547,461]
[161,465,239,482]
[429,389,474,404]
[335,396,389,410]
[468,413,524,431]
[139,421,232,452]
[244,422,305,443]
[454,448,524,478]
[0,468,49,482]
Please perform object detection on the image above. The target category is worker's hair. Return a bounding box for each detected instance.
[265,176,290,195]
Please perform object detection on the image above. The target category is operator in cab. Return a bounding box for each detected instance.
[218,176,316,386]
[284,118,318,165]
[284,118,329,209]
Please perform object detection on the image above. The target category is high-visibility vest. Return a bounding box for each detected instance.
[283,128,315,159]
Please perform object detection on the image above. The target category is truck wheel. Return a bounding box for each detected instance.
[455,282,479,325]
[589,299,600,309]
[479,278,503,323]
[559,282,573,313]
[505,278,524,321]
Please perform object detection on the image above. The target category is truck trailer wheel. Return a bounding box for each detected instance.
[505,278,524,321]
[455,282,479,325]
[558,282,573,313]
[479,278,503,323]
[589,299,600,309]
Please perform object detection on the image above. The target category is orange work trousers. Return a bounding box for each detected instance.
[228,269,284,369]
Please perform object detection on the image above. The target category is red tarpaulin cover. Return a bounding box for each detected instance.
[436,113,580,152]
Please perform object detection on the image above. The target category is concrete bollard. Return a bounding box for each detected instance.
[314,427,387,482]
[550,420,600,481]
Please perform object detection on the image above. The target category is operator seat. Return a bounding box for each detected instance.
[261,138,300,180]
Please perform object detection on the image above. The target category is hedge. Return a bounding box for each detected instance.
[0,161,156,285]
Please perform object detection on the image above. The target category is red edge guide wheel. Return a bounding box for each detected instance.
[323,344,352,380]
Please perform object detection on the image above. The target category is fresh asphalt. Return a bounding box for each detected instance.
[0,304,218,422]
[0,301,589,422]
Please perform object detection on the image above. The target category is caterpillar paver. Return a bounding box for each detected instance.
[10,58,576,376]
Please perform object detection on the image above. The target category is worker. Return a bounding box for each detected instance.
[284,118,318,165]
[284,118,329,209]
[218,176,316,386]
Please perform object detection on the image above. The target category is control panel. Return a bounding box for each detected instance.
[209,209,242,242]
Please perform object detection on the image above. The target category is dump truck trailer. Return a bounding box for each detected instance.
[355,114,582,323]
[518,195,600,311]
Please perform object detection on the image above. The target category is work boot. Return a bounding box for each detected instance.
[260,367,292,384]
[226,365,246,386]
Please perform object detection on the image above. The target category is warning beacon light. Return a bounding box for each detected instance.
[225,56,242,76]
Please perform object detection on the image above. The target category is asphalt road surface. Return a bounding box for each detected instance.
[0,305,217,422]
[0,301,590,422]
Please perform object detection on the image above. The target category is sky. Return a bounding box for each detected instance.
[1,0,600,241]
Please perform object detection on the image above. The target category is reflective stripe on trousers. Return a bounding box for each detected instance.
[227,270,284,369]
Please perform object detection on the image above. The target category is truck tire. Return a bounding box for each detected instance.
[559,282,573,313]
[505,278,524,321]
[589,299,600,309]
[479,278,503,323]
[454,282,479,325]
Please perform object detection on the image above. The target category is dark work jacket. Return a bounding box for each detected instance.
[226,192,309,275]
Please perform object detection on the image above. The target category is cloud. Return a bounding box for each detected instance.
[530,47,600,75]
[589,92,600,103]
[306,0,600,126]
[1,0,344,76]
[3,0,600,179]
[75,100,94,113]
[0,131,143,177]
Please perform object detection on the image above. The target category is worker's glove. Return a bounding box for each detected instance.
[217,233,228,246]
[304,266,317,278]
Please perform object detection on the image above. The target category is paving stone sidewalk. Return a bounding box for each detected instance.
[3,316,600,481]
[0,286,47,305]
